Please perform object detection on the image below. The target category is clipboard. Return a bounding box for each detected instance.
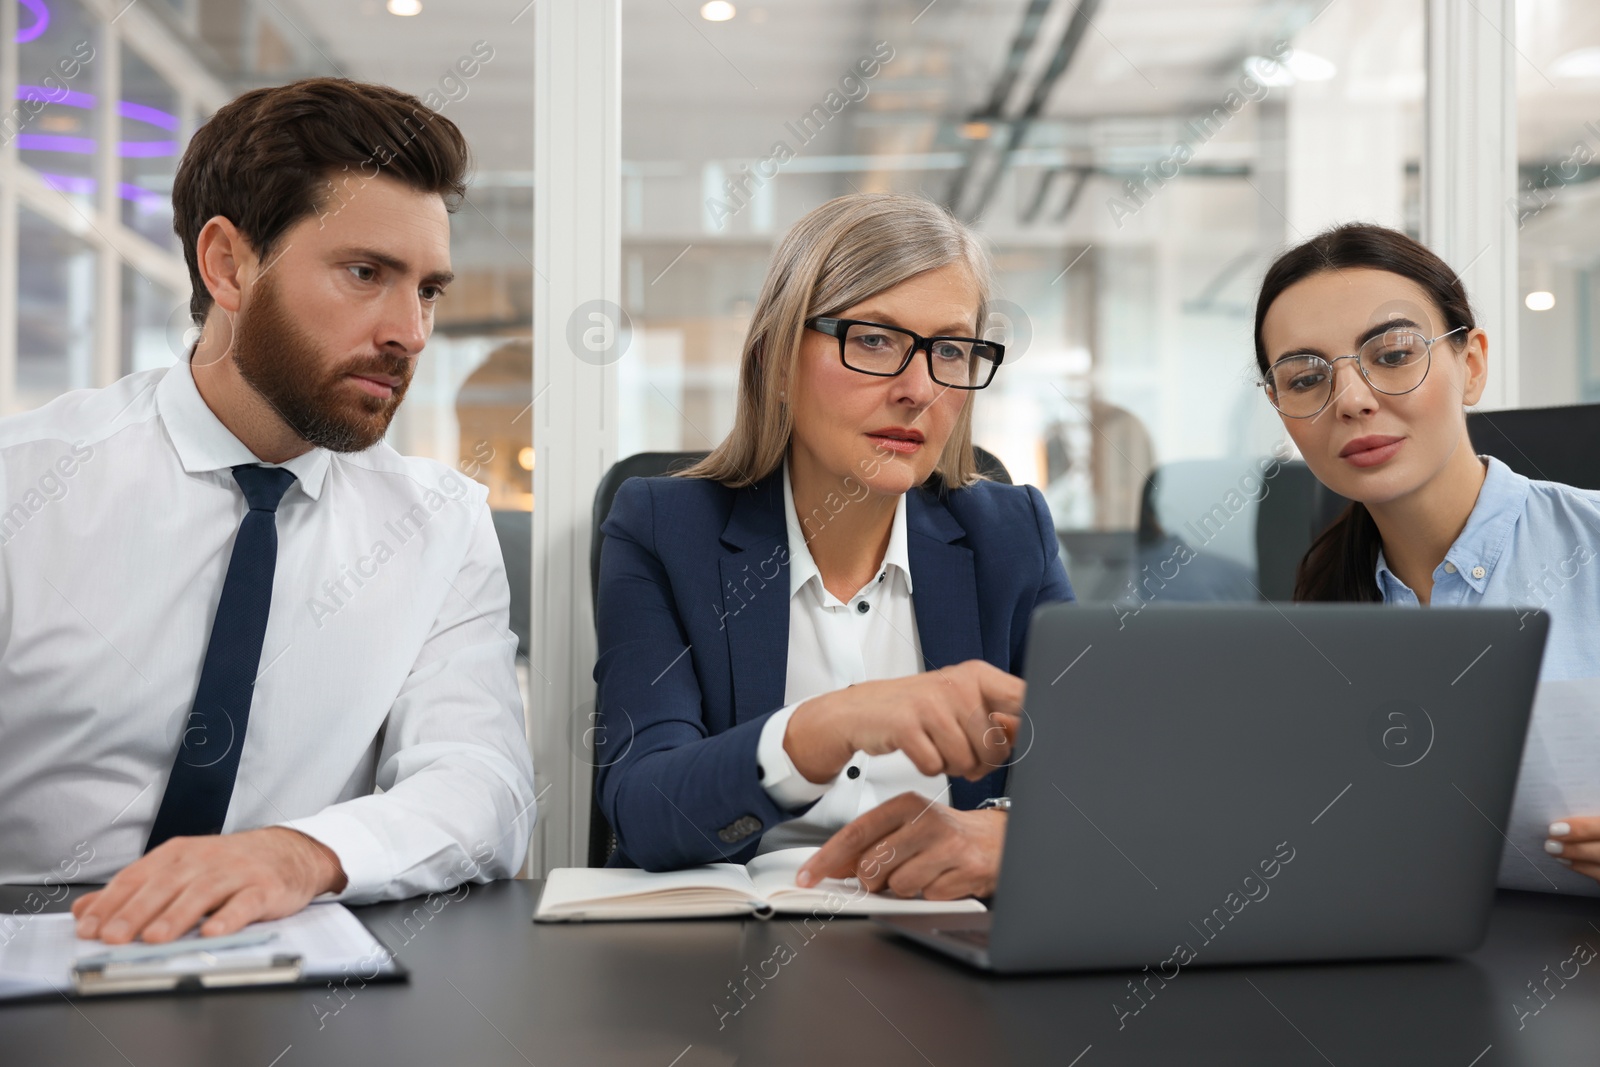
[0,905,409,1003]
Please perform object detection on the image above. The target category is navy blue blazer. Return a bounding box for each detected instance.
[593,468,1074,870]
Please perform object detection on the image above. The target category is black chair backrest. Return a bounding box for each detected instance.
[1257,402,1600,600]
[489,511,531,658]
[582,445,1012,866]
[1251,460,1324,602]
[1468,403,1600,490]
[589,452,710,616]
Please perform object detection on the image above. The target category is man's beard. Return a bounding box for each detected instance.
[230,278,413,453]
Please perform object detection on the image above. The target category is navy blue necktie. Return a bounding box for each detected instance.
[146,464,297,851]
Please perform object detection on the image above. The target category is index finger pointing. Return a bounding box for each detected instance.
[798,795,922,887]
[971,662,1025,717]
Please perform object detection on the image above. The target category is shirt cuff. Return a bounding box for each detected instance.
[758,702,835,810]
[275,809,391,903]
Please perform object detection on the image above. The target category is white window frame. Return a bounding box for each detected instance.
[528,0,622,875]
[1424,0,1519,410]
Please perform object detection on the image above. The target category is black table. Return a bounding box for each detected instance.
[4,882,1599,1065]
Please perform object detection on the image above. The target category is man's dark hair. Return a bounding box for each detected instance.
[172,76,471,322]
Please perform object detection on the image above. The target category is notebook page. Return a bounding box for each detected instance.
[535,862,762,919]
[748,847,986,915]
[745,847,827,897]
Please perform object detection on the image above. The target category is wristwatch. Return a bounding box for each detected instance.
[976,796,1012,812]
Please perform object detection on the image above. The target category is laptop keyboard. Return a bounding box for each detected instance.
[937,927,990,949]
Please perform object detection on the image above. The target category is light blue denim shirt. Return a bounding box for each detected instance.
[1375,456,1600,682]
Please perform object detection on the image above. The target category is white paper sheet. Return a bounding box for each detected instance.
[0,903,395,999]
[1499,678,1600,896]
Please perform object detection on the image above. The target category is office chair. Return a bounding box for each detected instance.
[582,445,1013,866]
[1468,403,1600,490]
[1251,460,1325,602]
[490,510,531,658]
[1255,402,1600,600]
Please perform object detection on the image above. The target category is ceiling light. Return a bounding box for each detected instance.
[1554,48,1600,79]
[1243,50,1337,87]
[518,447,535,472]
[1243,55,1295,87]
[1525,291,1556,311]
[960,121,992,140]
[386,0,422,15]
[700,1,736,21]
[1286,51,1337,81]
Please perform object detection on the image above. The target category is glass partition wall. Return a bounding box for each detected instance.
[0,0,1568,871]
[1515,0,1600,407]
[619,0,1425,604]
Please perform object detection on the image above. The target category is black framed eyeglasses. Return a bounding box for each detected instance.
[1262,326,1466,419]
[805,317,1005,390]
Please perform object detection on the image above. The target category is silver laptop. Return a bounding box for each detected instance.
[877,603,1548,973]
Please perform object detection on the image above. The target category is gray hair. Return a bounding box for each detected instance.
[681,192,993,487]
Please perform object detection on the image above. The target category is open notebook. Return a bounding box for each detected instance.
[535,846,988,922]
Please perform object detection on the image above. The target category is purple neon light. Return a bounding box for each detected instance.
[15,86,181,132]
[118,100,179,132]
[15,85,92,109]
[16,134,177,157]
[38,172,91,194]
[17,0,49,45]
[15,134,93,153]
[116,139,178,157]
[11,85,179,157]
[35,171,168,212]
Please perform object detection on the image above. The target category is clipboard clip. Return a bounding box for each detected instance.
[72,954,305,995]
[71,929,304,995]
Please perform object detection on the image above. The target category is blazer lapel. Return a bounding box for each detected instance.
[719,472,791,722]
[906,488,984,671]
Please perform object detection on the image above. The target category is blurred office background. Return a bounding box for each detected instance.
[4,0,1597,870]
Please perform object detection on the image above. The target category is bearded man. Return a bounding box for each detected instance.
[0,77,536,943]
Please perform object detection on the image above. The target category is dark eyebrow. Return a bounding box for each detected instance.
[1270,317,1424,365]
[850,312,977,336]
[336,246,454,287]
[1357,317,1421,345]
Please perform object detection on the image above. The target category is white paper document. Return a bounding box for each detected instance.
[0,903,395,1000]
[1499,678,1600,896]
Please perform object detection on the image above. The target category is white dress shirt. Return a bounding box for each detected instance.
[754,463,946,852]
[0,361,536,901]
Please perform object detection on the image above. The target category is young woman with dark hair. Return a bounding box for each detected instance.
[1254,223,1600,892]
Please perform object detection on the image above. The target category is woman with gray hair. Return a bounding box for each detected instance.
[593,193,1073,898]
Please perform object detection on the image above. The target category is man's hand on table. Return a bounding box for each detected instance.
[72,827,347,943]
[796,791,1005,900]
